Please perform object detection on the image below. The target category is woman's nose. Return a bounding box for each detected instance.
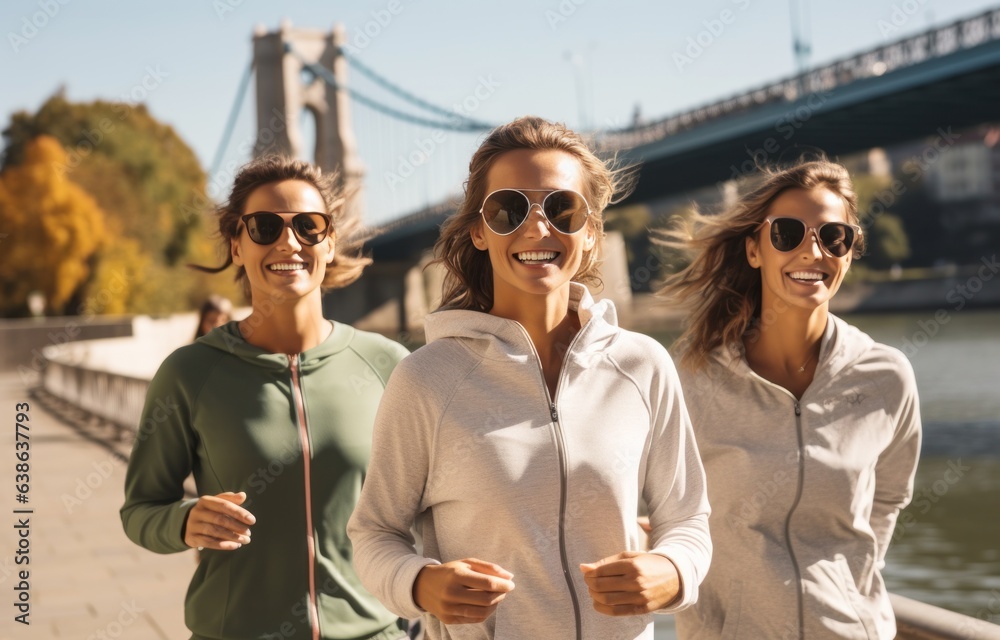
[521,204,552,237]
[274,224,303,250]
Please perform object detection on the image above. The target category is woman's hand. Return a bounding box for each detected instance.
[183,491,256,551]
[579,551,680,616]
[413,558,515,624]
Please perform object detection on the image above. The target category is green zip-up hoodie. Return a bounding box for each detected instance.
[121,321,409,640]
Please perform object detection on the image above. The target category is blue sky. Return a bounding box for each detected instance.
[3,0,998,222]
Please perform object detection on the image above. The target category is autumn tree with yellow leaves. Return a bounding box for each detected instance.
[0,136,107,316]
[0,93,242,317]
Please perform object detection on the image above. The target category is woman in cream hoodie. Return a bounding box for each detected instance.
[348,116,711,640]
[659,160,921,639]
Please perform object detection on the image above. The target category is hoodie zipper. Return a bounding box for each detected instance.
[745,371,807,640]
[289,355,321,640]
[518,325,585,640]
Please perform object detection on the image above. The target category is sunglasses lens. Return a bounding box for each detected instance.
[291,213,330,245]
[819,223,854,257]
[543,190,589,234]
[770,218,806,252]
[246,213,284,244]
[482,190,529,234]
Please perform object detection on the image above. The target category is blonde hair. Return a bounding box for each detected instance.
[192,156,370,298]
[657,159,864,369]
[433,116,634,311]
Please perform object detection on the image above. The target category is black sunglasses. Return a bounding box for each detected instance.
[758,216,861,258]
[240,211,333,246]
[480,188,591,236]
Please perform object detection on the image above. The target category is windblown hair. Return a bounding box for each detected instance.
[191,156,370,298]
[433,115,635,312]
[657,159,865,369]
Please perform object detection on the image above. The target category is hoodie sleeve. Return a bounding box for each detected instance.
[347,353,441,620]
[870,349,922,568]
[637,346,713,613]
[120,352,200,554]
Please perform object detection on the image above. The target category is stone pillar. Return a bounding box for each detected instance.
[251,21,365,216]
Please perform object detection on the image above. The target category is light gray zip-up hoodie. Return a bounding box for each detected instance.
[348,284,711,640]
[674,314,921,640]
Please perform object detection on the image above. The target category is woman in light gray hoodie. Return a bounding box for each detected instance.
[347,116,712,640]
[659,160,921,639]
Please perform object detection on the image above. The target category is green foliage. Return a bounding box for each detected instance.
[867,213,911,269]
[852,173,912,269]
[605,204,656,291]
[0,93,243,316]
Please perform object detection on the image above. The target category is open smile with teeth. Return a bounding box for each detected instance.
[268,262,307,272]
[788,270,827,282]
[515,251,560,264]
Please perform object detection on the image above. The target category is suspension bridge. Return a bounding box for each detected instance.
[206,9,1000,330]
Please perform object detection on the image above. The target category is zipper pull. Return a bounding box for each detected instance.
[550,403,559,423]
[794,402,801,416]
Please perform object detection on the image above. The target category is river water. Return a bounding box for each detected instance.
[653,309,1000,638]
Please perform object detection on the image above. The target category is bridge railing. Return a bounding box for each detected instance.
[595,8,1000,152]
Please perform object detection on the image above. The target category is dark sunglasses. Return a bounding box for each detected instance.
[758,216,861,258]
[480,188,591,236]
[240,211,333,246]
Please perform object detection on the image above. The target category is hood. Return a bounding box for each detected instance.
[424,283,619,365]
[712,313,876,384]
[196,319,357,372]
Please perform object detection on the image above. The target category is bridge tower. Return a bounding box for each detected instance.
[251,21,364,213]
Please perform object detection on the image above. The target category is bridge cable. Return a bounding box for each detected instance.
[285,43,493,133]
[208,58,255,182]
[339,48,498,129]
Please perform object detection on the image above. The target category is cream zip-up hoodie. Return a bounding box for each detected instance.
[674,315,921,640]
[348,284,711,640]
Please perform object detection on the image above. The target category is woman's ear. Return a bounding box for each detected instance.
[584,224,596,252]
[231,235,244,267]
[745,235,761,269]
[324,233,336,265]
[470,222,488,251]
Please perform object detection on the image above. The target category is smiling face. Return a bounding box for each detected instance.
[746,186,853,313]
[231,179,335,304]
[470,148,596,311]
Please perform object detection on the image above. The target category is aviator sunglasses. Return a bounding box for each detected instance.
[240,211,333,246]
[480,188,592,236]
[758,216,862,258]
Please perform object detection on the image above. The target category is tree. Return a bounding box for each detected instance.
[1,93,243,315]
[0,136,107,316]
[866,212,911,270]
[605,204,656,291]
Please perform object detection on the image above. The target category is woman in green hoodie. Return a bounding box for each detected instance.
[121,156,409,640]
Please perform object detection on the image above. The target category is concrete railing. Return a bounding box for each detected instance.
[892,593,1000,639]
[35,313,205,441]
[41,360,150,441]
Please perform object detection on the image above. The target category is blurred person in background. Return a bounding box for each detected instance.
[193,294,232,340]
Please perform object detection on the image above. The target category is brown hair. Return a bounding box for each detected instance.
[657,159,865,369]
[433,116,634,311]
[192,156,370,298]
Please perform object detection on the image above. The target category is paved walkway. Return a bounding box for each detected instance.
[1,371,193,640]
